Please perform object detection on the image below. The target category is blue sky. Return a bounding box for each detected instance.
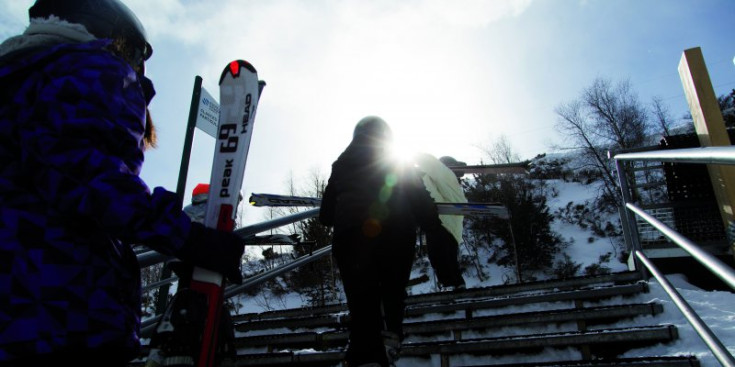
[2,0,734,225]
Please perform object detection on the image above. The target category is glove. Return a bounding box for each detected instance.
[425,226,465,288]
[180,222,245,284]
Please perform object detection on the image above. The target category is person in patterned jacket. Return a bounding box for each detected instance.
[319,116,447,367]
[0,1,246,366]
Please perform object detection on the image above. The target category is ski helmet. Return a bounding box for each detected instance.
[439,156,466,178]
[192,183,210,197]
[439,156,465,167]
[353,116,392,141]
[29,0,152,64]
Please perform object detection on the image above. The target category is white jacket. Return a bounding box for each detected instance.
[414,153,467,244]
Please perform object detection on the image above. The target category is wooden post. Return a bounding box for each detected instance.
[678,47,735,248]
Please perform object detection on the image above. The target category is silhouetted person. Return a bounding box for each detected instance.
[320,116,447,367]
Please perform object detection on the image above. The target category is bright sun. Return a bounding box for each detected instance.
[388,138,418,165]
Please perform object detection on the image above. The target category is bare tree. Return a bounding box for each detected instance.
[651,96,674,137]
[582,78,648,149]
[481,134,521,164]
[554,77,653,209]
[259,170,309,235]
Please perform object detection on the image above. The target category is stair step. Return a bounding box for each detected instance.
[401,325,678,356]
[133,271,690,367]
[407,271,644,306]
[235,303,664,344]
[236,313,346,332]
[404,283,648,317]
[403,303,664,336]
[235,329,347,350]
[222,350,343,367]
[233,277,648,324]
[454,355,701,367]
[237,302,663,334]
[229,325,679,366]
[221,355,700,367]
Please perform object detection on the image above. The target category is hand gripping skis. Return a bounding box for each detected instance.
[146,60,264,367]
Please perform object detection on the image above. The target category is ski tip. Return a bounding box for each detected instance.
[219,60,257,84]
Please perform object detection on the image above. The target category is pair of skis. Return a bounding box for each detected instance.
[147,60,263,367]
[248,193,510,219]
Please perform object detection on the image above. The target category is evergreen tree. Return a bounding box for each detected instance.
[277,170,342,307]
[718,89,735,128]
[288,216,341,307]
[464,172,566,283]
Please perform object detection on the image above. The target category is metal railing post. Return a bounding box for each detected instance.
[613,156,645,277]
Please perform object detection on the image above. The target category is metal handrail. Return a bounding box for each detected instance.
[613,145,735,367]
[635,251,735,366]
[135,208,321,267]
[136,208,324,336]
[235,208,320,237]
[614,146,735,165]
[225,244,332,298]
[625,203,735,290]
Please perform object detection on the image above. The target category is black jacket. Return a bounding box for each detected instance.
[319,134,441,239]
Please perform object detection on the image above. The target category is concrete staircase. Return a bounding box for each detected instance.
[215,271,699,367]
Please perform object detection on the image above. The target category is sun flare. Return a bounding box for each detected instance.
[388,139,418,165]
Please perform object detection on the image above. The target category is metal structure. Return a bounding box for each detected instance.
[613,145,735,367]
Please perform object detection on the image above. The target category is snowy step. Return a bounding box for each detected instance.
[221,355,700,367]
[232,281,648,325]
[401,325,679,357]
[228,325,680,367]
[407,271,644,307]
[232,304,664,351]
[404,283,648,317]
[220,355,701,367]
[221,350,342,367]
[455,355,701,367]
[235,303,662,336]
[403,303,664,337]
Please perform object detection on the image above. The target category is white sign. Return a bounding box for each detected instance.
[196,86,220,138]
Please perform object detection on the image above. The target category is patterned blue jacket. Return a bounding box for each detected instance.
[0,39,192,362]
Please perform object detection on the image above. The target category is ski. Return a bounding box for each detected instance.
[248,193,509,219]
[248,192,322,207]
[433,202,509,218]
[146,61,264,367]
[445,161,530,176]
[190,60,264,367]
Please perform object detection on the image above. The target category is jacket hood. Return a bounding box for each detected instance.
[0,16,95,62]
